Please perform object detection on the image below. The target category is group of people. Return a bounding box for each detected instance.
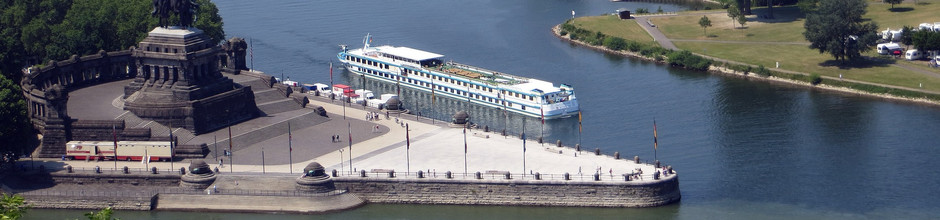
[365,112,382,121]
[330,134,342,143]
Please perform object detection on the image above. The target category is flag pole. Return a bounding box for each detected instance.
[112,124,118,170]
[578,111,583,148]
[329,62,334,103]
[348,122,353,174]
[228,126,233,173]
[406,123,410,174]
[540,108,545,146]
[169,131,174,171]
[653,119,658,161]
[261,147,265,174]
[522,117,526,178]
[463,125,468,176]
[288,122,293,174]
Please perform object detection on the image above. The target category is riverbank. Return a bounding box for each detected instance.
[551,24,940,107]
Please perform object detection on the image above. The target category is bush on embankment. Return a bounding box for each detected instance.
[561,22,709,71]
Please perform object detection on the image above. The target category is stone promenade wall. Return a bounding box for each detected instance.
[48,171,181,186]
[334,175,680,207]
[25,195,155,211]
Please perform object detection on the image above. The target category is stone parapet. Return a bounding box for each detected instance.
[334,175,680,207]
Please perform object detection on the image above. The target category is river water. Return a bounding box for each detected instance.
[25,0,940,219]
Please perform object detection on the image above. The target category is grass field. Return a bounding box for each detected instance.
[654,6,807,42]
[567,15,655,45]
[675,42,940,92]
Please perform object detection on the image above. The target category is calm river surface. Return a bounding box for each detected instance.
[27,0,940,219]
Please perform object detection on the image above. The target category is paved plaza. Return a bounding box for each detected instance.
[41,77,665,182]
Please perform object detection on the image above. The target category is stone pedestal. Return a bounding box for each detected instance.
[295,162,336,193]
[180,160,216,189]
[124,27,258,134]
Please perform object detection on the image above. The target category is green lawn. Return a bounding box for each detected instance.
[676,41,940,92]
[568,15,655,44]
[864,0,940,30]
[569,1,940,93]
[653,6,807,42]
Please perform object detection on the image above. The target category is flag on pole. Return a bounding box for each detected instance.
[406,124,410,150]
[112,124,118,158]
[431,77,436,104]
[288,122,292,152]
[578,111,583,134]
[540,108,545,124]
[249,38,254,70]
[463,127,468,153]
[522,119,526,152]
[653,120,658,150]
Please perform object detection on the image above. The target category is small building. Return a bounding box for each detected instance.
[616,9,631,19]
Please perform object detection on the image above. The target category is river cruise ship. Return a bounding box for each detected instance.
[337,34,579,119]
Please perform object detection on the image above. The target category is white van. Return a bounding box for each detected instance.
[877,43,901,55]
[905,49,923,60]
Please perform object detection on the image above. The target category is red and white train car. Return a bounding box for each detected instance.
[66,141,173,161]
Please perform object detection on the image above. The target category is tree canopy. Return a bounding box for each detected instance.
[0,74,31,170]
[803,0,878,63]
[1,193,28,220]
[1,0,225,81]
[699,15,712,36]
[912,30,940,52]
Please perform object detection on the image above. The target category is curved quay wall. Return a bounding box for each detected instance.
[334,174,680,208]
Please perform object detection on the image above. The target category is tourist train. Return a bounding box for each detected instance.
[337,34,579,119]
[65,141,174,161]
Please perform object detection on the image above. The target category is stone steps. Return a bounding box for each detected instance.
[252,88,286,105]
[257,99,301,115]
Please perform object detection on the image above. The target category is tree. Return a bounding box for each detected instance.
[803,0,879,63]
[0,74,32,171]
[797,0,820,14]
[194,0,226,44]
[699,15,712,36]
[0,193,28,220]
[737,13,748,28]
[900,26,914,49]
[737,0,752,15]
[767,0,775,19]
[885,0,902,9]
[727,4,741,29]
[912,30,940,52]
[84,207,118,220]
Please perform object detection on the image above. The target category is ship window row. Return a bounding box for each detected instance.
[347,56,389,70]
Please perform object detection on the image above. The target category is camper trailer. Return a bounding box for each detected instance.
[905,49,924,60]
[877,43,902,55]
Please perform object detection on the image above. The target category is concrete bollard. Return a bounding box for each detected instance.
[634,156,640,164]
[594,173,600,181]
[653,171,660,180]
[564,172,570,180]
[614,152,620,159]
[556,140,562,147]
[624,174,630,181]
[504,172,511,180]
[332,169,338,177]
[537,137,543,144]
[501,129,507,136]
[535,172,541,180]
[94,166,101,173]
[655,160,661,168]
[594,148,600,155]
[214,167,220,173]
[418,170,425,178]
[123,166,129,174]
[484,125,489,132]
[151,167,158,174]
[180,167,186,175]
[360,170,367,177]
[388,170,395,178]
[576,144,581,152]
[67,165,73,173]
[475,172,482,179]
[446,171,453,179]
